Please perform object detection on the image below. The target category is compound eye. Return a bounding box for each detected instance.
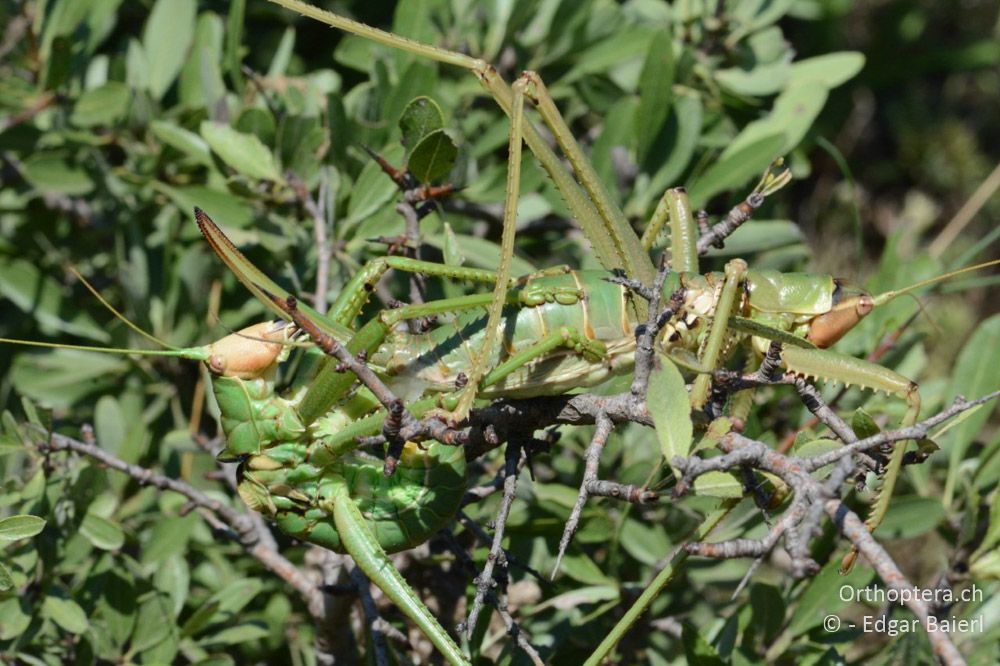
[832,279,844,306]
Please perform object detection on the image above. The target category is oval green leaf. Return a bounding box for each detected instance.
[42,596,89,634]
[0,514,46,541]
[693,471,744,498]
[399,95,445,150]
[688,134,784,208]
[648,358,692,477]
[200,121,283,182]
[0,562,13,592]
[80,512,125,551]
[142,0,196,100]
[788,52,865,89]
[407,128,458,183]
[71,82,131,127]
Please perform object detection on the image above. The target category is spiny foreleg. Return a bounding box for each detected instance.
[691,259,749,409]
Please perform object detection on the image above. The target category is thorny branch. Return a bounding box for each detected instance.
[33,426,345,658]
[466,442,523,638]
[443,530,545,666]
[696,191,765,254]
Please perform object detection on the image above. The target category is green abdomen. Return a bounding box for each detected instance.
[243,440,466,554]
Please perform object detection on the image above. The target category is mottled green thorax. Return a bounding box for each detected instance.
[212,374,306,461]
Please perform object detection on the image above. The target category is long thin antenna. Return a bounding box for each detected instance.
[69,266,179,350]
[873,259,1000,306]
[0,337,208,361]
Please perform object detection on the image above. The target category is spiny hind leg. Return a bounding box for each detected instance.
[445,75,529,423]
[778,346,921,573]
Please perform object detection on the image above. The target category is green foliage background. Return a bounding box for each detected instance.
[0,0,998,664]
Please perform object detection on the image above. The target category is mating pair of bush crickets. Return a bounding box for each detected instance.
[5,1,998,663]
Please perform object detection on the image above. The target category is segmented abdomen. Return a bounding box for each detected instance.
[373,270,639,397]
[239,438,466,553]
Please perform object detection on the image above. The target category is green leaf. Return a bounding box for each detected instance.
[80,512,125,551]
[634,28,674,163]
[21,152,95,196]
[11,350,129,409]
[558,552,614,586]
[130,593,173,652]
[795,438,841,477]
[407,128,458,183]
[0,258,109,341]
[703,220,805,258]
[142,516,197,565]
[649,358,692,476]
[399,95,445,151]
[0,515,46,541]
[723,82,829,158]
[0,562,13,592]
[71,82,131,127]
[277,115,326,181]
[441,223,464,267]
[694,471,744,498]
[876,496,945,538]
[715,59,789,97]
[681,621,725,665]
[96,569,136,647]
[969,549,1000,580]
[0,597,31,640]
[620,518,672,565]
[179,599,221,638]
[142,0,196,100]
[343,146,402,227]
[153,555,190,618]
[944,315,1000,503]
[178,12,225,109]
[788,52,865,89]
[149,120,213,165]
[200,121,283,182]
[44,35,72,90]
[786,559,870,635]
[225,0,246,91]
[688,134,784,207]
[749,584,786,644]
[852,408,881,439]
[636,92,703,212]
[156,184,255,230]
[95,395,125,459]
[198,622,270,646]
[42,595,89,634]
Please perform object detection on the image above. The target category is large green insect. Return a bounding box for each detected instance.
[181,200,993,665]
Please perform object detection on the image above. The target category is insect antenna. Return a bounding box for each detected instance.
[0,267,210,363]
[871,259,1000,307]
